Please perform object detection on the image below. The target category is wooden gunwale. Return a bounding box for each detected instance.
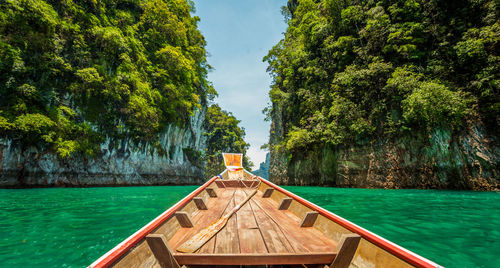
[257,176,441,268]
[89,176,218,268]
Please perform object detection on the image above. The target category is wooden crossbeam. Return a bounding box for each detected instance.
[262,188,274,198]
[278,198,293,210]
[300,211,319,227]
[206,188,217,197]
[146,234,180,268]
[329,234,361,268]
[193,197,207,210]
[215,180,226,188]
[174,212,193,228]
[173,253,336,265]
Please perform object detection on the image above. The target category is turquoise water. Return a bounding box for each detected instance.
[0,186,498,267]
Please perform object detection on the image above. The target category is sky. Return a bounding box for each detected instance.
[193,0,287,167]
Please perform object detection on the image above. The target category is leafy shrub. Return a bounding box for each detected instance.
[402,81,473,129]
[14,113,56,134]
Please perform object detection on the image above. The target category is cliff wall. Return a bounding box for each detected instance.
[253,153,270,180]
[0,109,207,187]
[264,0,499,190]
[269,115,499,190]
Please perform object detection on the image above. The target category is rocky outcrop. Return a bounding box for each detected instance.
[0,109,207,187]
[253,153,270,180]
[269,110,499,190]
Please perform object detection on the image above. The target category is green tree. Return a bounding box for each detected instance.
[264,0,498,155]
[204,104,253,176]
[0,0,215,158]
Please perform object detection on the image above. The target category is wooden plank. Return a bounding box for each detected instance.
[177,190,257,253]
[301,211,319,227]
[195,193,235,254]
[214,192,239,253]
[281,206,339,247]
[250,199,294,253]
[193,197,207,210]
[146,234,180,268]
[174,212,193,228]
[235,189,267,253]
[214,180,226,188]
[251,195,336,253]
[174,253,336,265]
[278,198,293,210]
[214,180,259,188]
[227,180,241,188]
[111,240,154,268]
[330,234,361,268]
[250,197,310,253]
[242,180,259,188]
[168,189,235,250]
[196,235,215,254]
[206,188,217,197]
[262,188,274,198]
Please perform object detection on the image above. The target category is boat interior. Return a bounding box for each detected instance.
[94,153,436,268]
[170,180,338,266]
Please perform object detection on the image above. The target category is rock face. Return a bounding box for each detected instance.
[253,153,270,180]
[0,109,207,187]
[269,112,499,190]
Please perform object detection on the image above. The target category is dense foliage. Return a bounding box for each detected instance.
[0,0,215,157]
[265,0,499,153]
[204,104,252,175]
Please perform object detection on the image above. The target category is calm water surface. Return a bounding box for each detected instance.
[0,186,498,267]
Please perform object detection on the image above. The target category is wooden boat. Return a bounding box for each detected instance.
[89,153,442,268]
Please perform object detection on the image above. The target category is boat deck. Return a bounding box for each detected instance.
[168,187,338,265]
[91,172,441,268]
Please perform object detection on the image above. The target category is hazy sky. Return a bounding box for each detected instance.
[193,0,287,166]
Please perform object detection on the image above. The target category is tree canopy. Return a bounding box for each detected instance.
[0,0,216,157]
[265,0,499,153]
[204,104,252,175]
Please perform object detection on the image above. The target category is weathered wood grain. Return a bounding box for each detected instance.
[168,189,235,250]
[146,234,180,268]
[262,188,274,198]
[192,197,207,210]
[250,199,294,253]
[174,212,193,228]
[214,193,239,253]
[214,180,226,188]
[173,253,336,265]
[251,195,336,253]
[206,188,217,198]
[234,189,267,253]
[300,211,319,227]
[278,198,293,210]
[330,234,361,268]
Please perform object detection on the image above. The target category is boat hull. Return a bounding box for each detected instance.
[89,171,441,268]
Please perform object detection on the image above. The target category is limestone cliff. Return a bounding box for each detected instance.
[269,107,499,190]
[253,153,270,180]
[264,0,500,190]
[0,109,207,187]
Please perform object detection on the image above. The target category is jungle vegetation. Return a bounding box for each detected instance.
[265,0,499,154]
[0,0,217,158]
[204,104,252,176]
